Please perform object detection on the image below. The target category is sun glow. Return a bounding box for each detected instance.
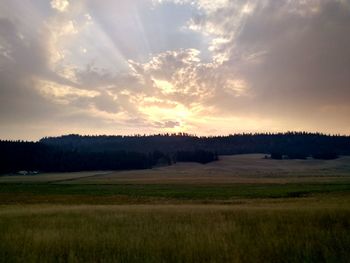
[241,3,254,14]
[140,103,191,121]
[152,78,176,94]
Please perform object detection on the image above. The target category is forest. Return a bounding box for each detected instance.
[1,132,349,173]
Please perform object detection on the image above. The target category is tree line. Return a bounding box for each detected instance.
[1,132,349,173]
[0,141,216,173]
[40,132,350,156]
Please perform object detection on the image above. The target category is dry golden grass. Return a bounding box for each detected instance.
[0,200,349,263]
[1,154,349,185]
[71,154,350,185]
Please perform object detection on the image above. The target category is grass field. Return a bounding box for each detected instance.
[2,155,350,185]
[0,155,349,262]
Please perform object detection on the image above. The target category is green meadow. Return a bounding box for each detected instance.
[0,155,349,262]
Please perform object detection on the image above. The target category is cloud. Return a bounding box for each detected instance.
[0,15,145,139]
[128,48,248,105]
[155,120,181,128]
[51,0,70,12]
[35,79,100,105]
[1,0,350,139]
[148,0,350,134]
[172,1,350,114]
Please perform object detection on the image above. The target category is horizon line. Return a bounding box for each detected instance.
[2,131,350,143]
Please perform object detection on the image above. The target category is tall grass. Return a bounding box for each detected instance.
[0,183,349,204]
[0,205,349,263]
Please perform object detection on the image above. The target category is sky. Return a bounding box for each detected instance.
[0,0,350,140]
